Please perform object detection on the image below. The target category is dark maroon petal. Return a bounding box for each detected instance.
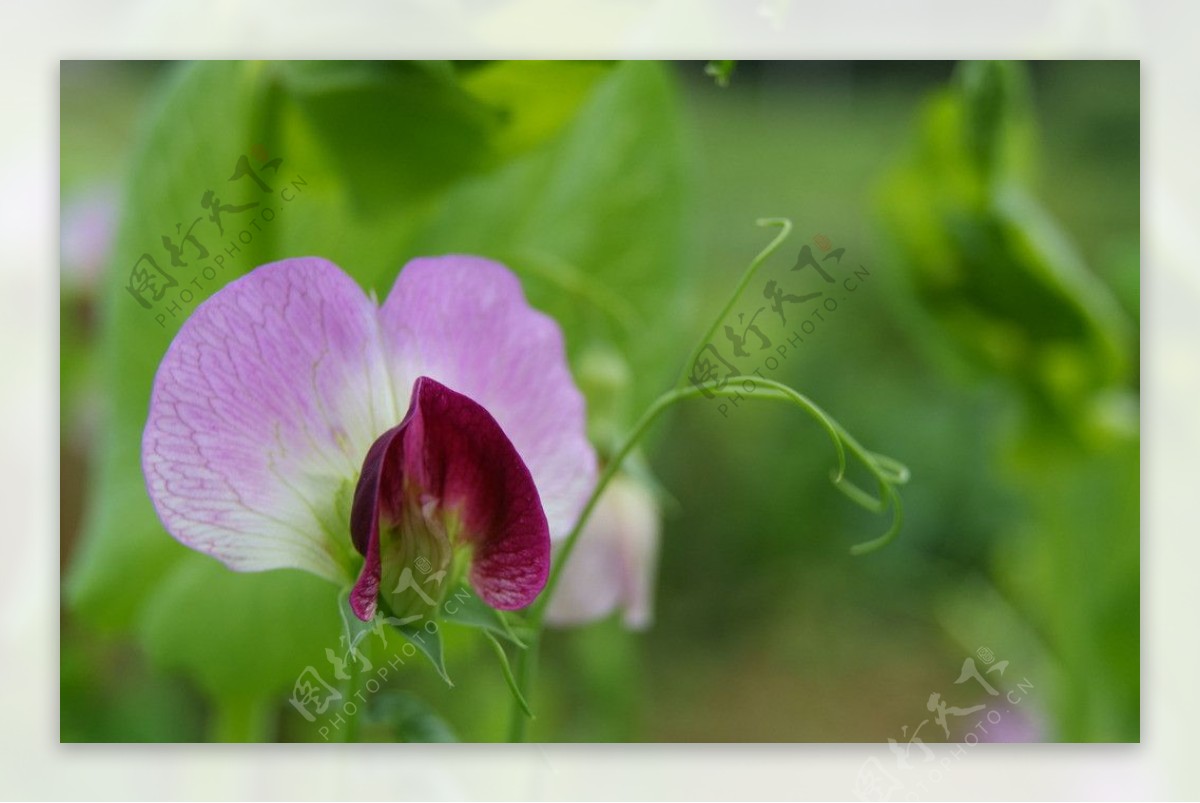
[347,425,403,621]
[348,376,551,620]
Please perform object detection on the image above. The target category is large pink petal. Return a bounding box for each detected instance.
[379,256,597,541]
[349,377,550,620]
[142,257,399,582]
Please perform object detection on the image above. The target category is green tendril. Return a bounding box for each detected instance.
[869,451,912,485]
[533,373,904,618]
[848,486,904,556]
[508,217,908,742]
[833,473,889,513]
[678,217,793,389]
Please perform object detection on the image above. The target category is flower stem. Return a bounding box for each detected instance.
[506,630,539,742]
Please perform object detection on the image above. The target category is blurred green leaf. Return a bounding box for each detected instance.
[364,691,458,742]
[138,559,342,703]
[957,59,1033,181]
[877,59,1139,743]
[461,60,610,159]
[273,60,501,213]
[996,441,1140,740]
[878,59,1134,442]
[410,60,695,423]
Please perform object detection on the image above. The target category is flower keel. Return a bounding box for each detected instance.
[349,376,552,621]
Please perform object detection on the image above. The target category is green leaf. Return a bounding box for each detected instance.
[460,60,610,160]
[396,622,453,687]
[272,60,502,212]
[137,558,343,702]
[439,585,529,648]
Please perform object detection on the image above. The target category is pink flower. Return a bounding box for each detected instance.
[142,256,597,620]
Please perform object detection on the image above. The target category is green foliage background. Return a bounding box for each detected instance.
[60,60,1139,742]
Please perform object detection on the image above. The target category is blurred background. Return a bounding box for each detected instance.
[59,60,1139,743]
